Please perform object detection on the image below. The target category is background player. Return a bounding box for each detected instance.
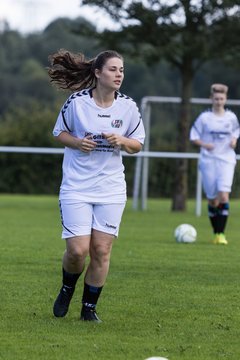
[190,83,240,244]
[48,49,145,322]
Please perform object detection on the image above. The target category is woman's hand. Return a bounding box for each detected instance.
[79,135,97,153]
[102,133,123,148]
[56,132,97,153]
[192,139,214,151]
[202,143,214,151]
[230,138,237,149]
[102,133,142,154]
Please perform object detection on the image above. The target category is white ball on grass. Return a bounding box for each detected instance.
[174,223,197,243]
[144,357,169,360]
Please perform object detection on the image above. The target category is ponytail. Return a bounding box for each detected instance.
[48,49,123,92]
[48,49,95,91]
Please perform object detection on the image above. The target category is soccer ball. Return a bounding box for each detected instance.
[144,358,168,360]
[174,224,197,243]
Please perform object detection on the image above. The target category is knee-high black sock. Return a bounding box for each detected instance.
[208,204,218,234]
[82,283,103,309]
[62,267,81,289]
[217,203,229,234]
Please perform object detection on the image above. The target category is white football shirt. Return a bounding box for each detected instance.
[190,109,240,164]
[53,89,145,202]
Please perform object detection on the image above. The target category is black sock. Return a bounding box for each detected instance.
[217,203,229,234]
[208,204,218,233]
[62,267,81,289]
[82,283,103,309]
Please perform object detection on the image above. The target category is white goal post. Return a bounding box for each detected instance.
[132,96,240,214]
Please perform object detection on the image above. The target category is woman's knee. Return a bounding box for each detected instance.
[208,198,218,207]
[90,242,112,266]
[94,243,111,258]
[218,192,229,204]
[66,237,89,263]
[67,247,87,262]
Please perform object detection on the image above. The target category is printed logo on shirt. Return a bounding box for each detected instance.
[210,130,230,140]
[98,114,111,118]
[111,119,123,128]
[84,132,115,152]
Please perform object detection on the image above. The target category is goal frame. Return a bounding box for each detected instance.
[133,96,240,215]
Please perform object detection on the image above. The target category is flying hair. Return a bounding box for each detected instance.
[47,49,123,91]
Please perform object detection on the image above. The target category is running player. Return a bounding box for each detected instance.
[190,83,239,245]
[48,49,145,322]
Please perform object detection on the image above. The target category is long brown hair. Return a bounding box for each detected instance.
[48,49,123,91]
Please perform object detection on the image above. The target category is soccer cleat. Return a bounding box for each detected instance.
[213,233,228,245]
[53,285,75,317]
[218,233,228,245]
[80,306,102,323]
[213,234,220,244]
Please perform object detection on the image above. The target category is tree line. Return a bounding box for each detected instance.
[1,1,240,204]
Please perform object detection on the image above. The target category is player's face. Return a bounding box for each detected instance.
[211,93,227,110]
[95,57,124,91]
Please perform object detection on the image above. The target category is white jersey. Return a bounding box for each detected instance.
[53,89,145,203]
[190,109,240,164]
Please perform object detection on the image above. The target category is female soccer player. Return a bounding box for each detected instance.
[190,83,239,245]
[48,49,145,322]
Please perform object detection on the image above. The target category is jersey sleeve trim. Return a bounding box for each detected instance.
[192,123,201,137]
[61,110,72,132]
[127,120,141,137]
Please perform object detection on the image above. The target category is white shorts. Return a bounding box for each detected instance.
[199,158,235,199]
[59,200,126,239]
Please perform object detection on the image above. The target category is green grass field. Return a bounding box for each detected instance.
[1,195,240,360]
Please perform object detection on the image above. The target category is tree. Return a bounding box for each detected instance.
[81,0,240,210]
[0,17,100,117]
[0,101,63,194]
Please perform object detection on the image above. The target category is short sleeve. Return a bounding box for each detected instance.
[53,96,75,137]
[126,102,145,145]
[190,114,203,141]
[232,114,240,139]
